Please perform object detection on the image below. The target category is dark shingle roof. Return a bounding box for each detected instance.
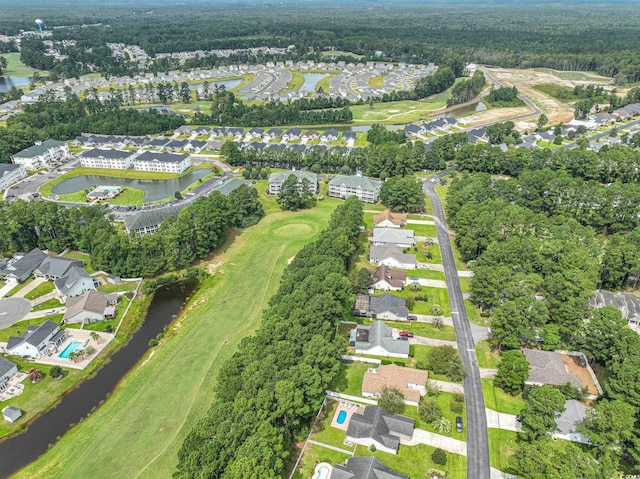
[330,457,408,479]
[36,257,83,279]
[346,406,414,452]
[54,266,93,296]
[8,320,59,351]
[0,356,17,379]
[2,248,47,279]
[135,151,188,163]
[369,293,408,318]
[80,148,133,160]
[124,205,183,232]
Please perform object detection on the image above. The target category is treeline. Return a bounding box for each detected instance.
[366,124,406,145]
[221,140,434,178]
[0,94,184,162]
[485,86,524,107]
[0,185,263,278]
[174,197,363,478]
[447,70,485,106]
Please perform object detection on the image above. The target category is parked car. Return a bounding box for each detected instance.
[456,416,463,433]
[397,336,408,341]
[407,315,418,321]
[399,331,414,338]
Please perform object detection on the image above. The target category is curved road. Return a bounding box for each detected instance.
[479,66,542,123]
[424,170,491,479]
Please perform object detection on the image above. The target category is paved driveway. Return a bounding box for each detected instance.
[402,428,467,456]
[0,298,32,328]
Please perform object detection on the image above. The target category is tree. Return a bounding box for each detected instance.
[429,345,465,381]
[49,365,63,379]
[175,191,183,200]
[276,174,302,211]
[418,397,441,422]
[90,331,101,344]
[581,399,637,452]
[29,368,43,383]
[0,56,7,76]
[494,350,530,394]
[410,282,421,292]
[432,448,447,465]
[430,304,442,315]
[432,316,444,329]
[354,267,372,293]
[378,387,405,414]
[379,176,425,213]
[536,114,548,132]
[179,81,191,103]
[520,385,566,441]
[553,134,563,145]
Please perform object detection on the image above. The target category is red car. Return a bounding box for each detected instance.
[398,331,414,338]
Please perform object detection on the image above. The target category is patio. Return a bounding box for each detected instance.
[0,372,27,401]
[330,400,362,431]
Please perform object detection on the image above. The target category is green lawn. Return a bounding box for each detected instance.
[330,361,369,397]
[24,281,55,300]
[482,379,525,415]
[465,300,487,326]
[413,243,442,264]
[401,391,466,440]
[385,320,456,341]
[5,277,34,297]
[67,297,131,333]
[106,187,145,206]
[16,202,338,479]
[488,428,519,472]
[96,281,137,294]
[373,287,450,316]
[311,400,355,452]
[475,340,501,369]
[292,444,350,479]
[0,315,63,342]
[350,93,452,125]
[407,268,446,281]
[369,74,386,88]
[62,251,93,273]
[31,297,62,311]
[0,52,45,77]
[458,276,471,294]
[407,223,436,238]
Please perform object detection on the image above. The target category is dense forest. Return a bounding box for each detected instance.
[174,197,363,478]
[4,1,640,83]
[0,185,264,277]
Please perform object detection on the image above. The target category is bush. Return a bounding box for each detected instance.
[369,444,376,452]
[418,397,442,422]
[432,448,448,465]
[378,387,405,414]
[50,365,63,379]
[148,338,159,347]
[450,400,464,413]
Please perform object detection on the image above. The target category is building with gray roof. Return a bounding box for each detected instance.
[370,228,415,248]
[124,205,183,236]
[1,248,48,282]
[0,163,27,192]
[267,170,318,195]
[209,178,252,196]
[589,289,640,327]
[330,457,408,479]
[0,357,18,393]
[2,406,22,423]
[63,290,118,324]
[133,151,192,173]
[54,266,96,298]
[369,244,418,270]
[11,140,69,170]
[34,256,83,280]
[6,320,67,359]
[369,293,409,320]
[523,349,583,389]
[554,399,589,444]
[79,148,135,169]
[350,321,409,358]
[328,175,382,203]
[345,405,414,454]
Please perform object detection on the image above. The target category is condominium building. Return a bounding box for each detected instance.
[133,151,192,173]
[328,174,382,203]
[79,148,135,169]
[11,140,69,170]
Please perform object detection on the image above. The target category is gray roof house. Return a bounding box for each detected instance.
[124,205,183,236]
[369,244,418,270]
[369,293,409,320]
[0,357,19,393]
[589,289,640,326]
[328,175,382,203]
[267,171,318,195]
[555,399,590,443]
[351,321,410,358]
[370,228,416,248]
[1,248,48,282]
[7,320,68,359]
[2,406,22,423]
[34,256,83,280]
[523,349,583,389]
[54,266,96,298]
[63,290,118,324]
[345,405,414,454]
[330,457,408,479]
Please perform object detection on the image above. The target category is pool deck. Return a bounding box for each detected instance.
[330,400,362,431]
[36,329,114,370]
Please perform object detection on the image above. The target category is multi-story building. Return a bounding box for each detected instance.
[11,140,69,170]
[328,174,382,203]
[133,151,192,173]
[0,163,26,192]
[267,170,318,195]
[79,148,135,169]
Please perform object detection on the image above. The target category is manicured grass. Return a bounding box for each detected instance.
[24,281,55,300]
[96,282,136,294]
[5,277,35,297]
[0,52,45,77]
[482,379,525,415]
[465,300,487,326]
[330,361,369,397]
[292,444,349,479]
[488,428,519,472]
[16,203,337,479]
[0,315,63,342]
[401,391,466,440]
[410,344,435,367]
[407,223,436,238]
[406,268,446,281]
[373,287,450,316]
[385,320,456,342]
[31,297,63,311]
[413,243,442,264]
[311,400,355,451]
[369,74,386,88]
[350,93,451,125]
[287,71,305,92]
[532,83,580,102]
[458,276,471,293]
[62,251,93,273]
[105,187,145,206]
[475,340,501,369]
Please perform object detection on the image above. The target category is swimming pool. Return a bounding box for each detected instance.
[336,410,347,425]
[312,463,332,479]
[59,341,83,359]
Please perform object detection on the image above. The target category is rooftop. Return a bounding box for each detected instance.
[12,140,66,158]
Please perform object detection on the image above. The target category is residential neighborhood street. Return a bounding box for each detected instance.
[424,170,491,479]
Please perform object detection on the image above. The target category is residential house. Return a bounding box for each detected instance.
[342,131,357,146]
[370,228,415,248]
[330,457,408,479]
[247,128,265,139]
[522,349,584,389]
[11,140,69,170]
[345,405,414,454]
[328,175,382,203]
[321,128,339,141]
[369,293,409,320]
[555,400,590,444]
[54,266,96,298]
[369,244,417,270]
[264,128,283,141]
[267,171,318,195]
[350,321,410,358]
[133,151,192,173]
[2,406,22,423]
[0,357,18,393]
[0,163,27,192]
[283,128,302,141]
[588,289,640,328]
[371,265,406,291]
[302,130,320,141]
[185,140,207,153]
[34,256,83,280]
[1,248,48,282]
[6,320,68,359]
[63,290,118,324]
[361,364,428,406]
[124,205,183,235]
[288,144,307,154]
[373,210,407,228]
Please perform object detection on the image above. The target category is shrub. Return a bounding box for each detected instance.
[418,397,441,422]
[148,338,159,347]
[450,400,464,413]
[369,444,376,452]
[50,365,63,379]
[432,448,448,466]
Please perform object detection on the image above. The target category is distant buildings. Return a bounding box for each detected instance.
[11,140,69,170]
[0,163,26,192]
[267,170,318,195]
[328,175,382,203]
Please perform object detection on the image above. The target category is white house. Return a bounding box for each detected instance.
[6,320,68,359]
[63,290,118,325]
[0,163,27,192]
[373,210,407,228]
[371,265,406,291]
[11,140,69,170]
[267,171,318,195]
[133,151,192,173]
[351,321,410,358]
[369,293,409,320]
[345,406,414,455]
[361,364,428,406]
[369,244,418,270]
[79,148,135,169]
[54,266,96,298]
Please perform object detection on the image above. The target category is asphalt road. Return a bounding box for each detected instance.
[558,119,640,151]
[479,66,542,123]
[424,170,491,479]
[0,298,31,329]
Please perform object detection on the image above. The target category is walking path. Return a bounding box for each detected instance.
[479,368,498,378]
[307,440,354,456]
[406,219,436,225]
[417,278,447,288]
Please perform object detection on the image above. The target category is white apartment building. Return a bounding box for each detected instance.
[11,140,69,170]
[133,151,192,173]
[79,148,135,169]
[0,163,27,192]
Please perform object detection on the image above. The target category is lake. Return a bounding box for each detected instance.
[0,280,198,479]
[189,78,242,91]
[0,76,30,93]
[436,101,488,118]
[300,73,329,94]
[52,169,211,202]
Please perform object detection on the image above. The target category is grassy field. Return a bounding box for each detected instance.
[532,83,580,102]
[488,428,519,472]
[482,379,525,415]
[330,361,369,397]
[292,444,350,479]
[0,315,64,342]
[475,340,500,369]
[0,52,44,77]
[408,223,436,237]
[532,67,611,82]
[369,74,386,88]
[62,251,93,272]
[15,202,338,479]
[407,268,446,281]
[23,281,55,300]
[32,297,62,311]
[350,92,451,124]
[5,277,34,297]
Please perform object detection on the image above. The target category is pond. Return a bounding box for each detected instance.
[436,101,487,118]
[300,73,329,94]
[51,169,211,202]
[0,280,198,479]
[189,78,242,91]
[0,76,30,93]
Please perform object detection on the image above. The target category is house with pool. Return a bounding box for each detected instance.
[330,457,408,479]
[6,320,68,359]
[344,405,414,455]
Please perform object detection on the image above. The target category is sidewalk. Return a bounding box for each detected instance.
[413,314,454,327]
[417,278,447,288]
[486,409,521,432]
[31,291,62,307]
[0,280,17,299]
[429,379,464,394]
[24,307,64,320]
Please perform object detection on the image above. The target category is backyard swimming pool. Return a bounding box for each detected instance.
[336,409,347,425]
[59,341,83,359]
